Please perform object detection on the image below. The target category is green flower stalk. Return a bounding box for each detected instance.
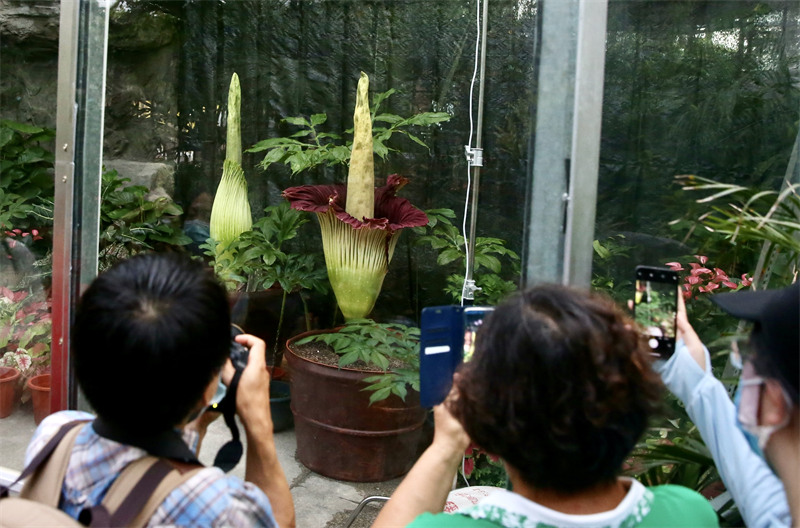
[345,72,374,221]
[282,73,428,320]
[210,72,252,246]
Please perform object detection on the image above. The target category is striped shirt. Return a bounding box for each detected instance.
[26,411,278,527]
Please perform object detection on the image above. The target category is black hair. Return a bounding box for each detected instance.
[73,252,230,433]
[750,328,799,406]
[452,284,663,493]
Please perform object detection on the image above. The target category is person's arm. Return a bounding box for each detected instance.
[371,403,471,528]
[653,294,791,528]
[234,334,296,528]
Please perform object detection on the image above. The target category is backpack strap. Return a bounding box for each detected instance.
[10,420,89,504]
[79,457,203,528]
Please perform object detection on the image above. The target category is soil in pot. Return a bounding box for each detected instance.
[286,330,427,482]
[27,373,51,425]
[0,367,21,418]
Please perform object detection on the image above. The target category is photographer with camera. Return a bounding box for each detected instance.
[373,284,717,528]
[22,253,295,527]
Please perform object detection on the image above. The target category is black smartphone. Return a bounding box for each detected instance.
[634,266,679,358]
[419,305,494,407]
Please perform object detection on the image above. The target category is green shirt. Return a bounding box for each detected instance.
[407,482,718,528]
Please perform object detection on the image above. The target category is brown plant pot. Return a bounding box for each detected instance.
[27,373,51,425]
[285,329,427,482]
[0,367,21,419]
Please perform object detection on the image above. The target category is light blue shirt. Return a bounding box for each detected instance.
[655,339,791,528]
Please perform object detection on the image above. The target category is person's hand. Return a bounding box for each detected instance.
[430,392,471,465]
[233,334,273,434]
[676,288,706,370]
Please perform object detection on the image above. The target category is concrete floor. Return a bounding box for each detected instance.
[0,401,403,528]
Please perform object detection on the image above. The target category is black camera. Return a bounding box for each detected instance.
[230,324,249,371]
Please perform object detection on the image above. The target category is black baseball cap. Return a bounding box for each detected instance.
[712,282,799,401]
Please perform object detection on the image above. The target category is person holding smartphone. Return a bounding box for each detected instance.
[372,284,718,528]
[653,283,798,528]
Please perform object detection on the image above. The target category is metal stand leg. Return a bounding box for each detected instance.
[342,495,390,528]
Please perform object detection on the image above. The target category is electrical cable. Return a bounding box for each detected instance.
[461,0,482,307]
[456,0,484,489]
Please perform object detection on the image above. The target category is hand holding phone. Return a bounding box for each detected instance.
[419,305,493,407]
[634,266,679,358]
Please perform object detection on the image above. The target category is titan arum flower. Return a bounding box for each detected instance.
[210,72,252,246]
[283,73,428,320]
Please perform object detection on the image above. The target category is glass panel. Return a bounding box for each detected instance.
[93,0,542,514]
[100,0,536,325]
[0,2,60,471]
[595,1,799,513]
[595,0,800,304]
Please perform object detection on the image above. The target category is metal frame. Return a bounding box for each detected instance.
[51,0,110,411]
[524,0,608,288]
[562,0,609,286]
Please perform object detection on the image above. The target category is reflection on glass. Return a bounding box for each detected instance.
[0,3,59,467]
[100,0,534,322]
[594,2,800,294]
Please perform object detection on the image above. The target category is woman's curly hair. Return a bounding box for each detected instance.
[450,284,663,492]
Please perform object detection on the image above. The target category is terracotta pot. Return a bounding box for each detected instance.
[0,367,21,419]
[27,373,51,425]
[285,329,427,482]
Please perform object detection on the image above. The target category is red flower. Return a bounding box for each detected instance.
[463,456,475,477]
[711,268,729,283]
[666,262,684,271]
[694,255,708,265]
[690,266,713,276]
[741,275,753,287]
[699,282,719,293]
[283,175,428,231]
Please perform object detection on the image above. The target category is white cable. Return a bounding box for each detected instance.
[461,0,482,306]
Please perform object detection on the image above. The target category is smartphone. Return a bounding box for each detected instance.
[419,305,494,407]
[634,266,679,358]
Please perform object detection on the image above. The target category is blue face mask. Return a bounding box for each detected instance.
[733,382,767,460]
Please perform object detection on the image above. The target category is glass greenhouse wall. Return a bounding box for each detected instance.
[1,0,798,513]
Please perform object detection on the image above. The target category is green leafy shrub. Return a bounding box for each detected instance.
[296,319,420,405]
[0,120,55,232]
[413,208,520,305]
[98,169,191,270]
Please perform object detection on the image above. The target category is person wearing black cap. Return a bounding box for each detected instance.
[655,282,799,527]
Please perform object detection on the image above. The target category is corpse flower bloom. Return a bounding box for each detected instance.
[282,72,428,320]
[284,175,427,320]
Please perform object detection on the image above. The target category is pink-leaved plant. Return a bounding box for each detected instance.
[666,255,752,301]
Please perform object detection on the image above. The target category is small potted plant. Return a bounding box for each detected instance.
[0,285,51,421]
[250,72,449,481]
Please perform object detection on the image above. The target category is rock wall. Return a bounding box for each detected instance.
[0,0,181,185]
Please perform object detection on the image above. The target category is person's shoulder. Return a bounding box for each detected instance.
[25,410,94,464]
[157,468,278,527]
[643,485,719,527]
[407,512,499,528]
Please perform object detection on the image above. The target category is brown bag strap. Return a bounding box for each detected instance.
[81,457,203,528]
[17,421,89,505]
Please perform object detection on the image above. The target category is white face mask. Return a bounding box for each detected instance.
[735,362,792,453]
